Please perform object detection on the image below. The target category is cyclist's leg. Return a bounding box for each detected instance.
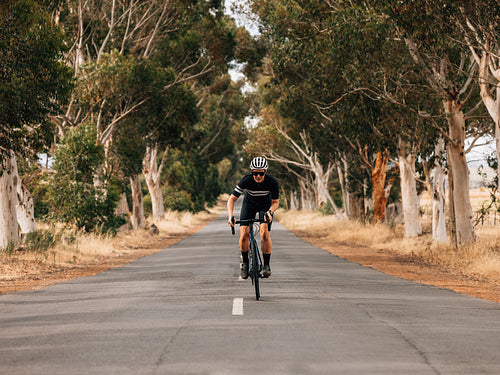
[239,198,254,255]
[258,210,272,255]
[259,211,272,277]
[259,222,272,254]
[239,226,250,256]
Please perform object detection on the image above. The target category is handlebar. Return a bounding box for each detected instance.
[231,216,271,235]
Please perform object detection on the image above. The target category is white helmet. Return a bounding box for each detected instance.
[250,157,268,170]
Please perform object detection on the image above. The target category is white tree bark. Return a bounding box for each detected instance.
[398,142,422,238]
[444,99,476,245]
[115,192,129,216]
[478,67,500,188]
[297,178,315,210]
[478,62,500,185]
[74,0,84,76]
[290,190,299,210]
[143,144,166,222]
[129,174,145,229]
[267,128,342,215]
[431,139,447,243]
[11,156,36,234]
[314,160,341,214]
[0,152,19,248]
[115,192,130,230]
[465,21,500,185]
[337,156,351,218]
[404,36,476,245]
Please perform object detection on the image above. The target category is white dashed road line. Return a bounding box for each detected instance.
[232,298,244,315]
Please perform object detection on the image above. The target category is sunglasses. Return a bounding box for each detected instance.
[252,171,266,177]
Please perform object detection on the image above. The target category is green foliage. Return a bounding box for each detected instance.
[46,0,246,219]
[76,52,158,127]
[30,173,51,220]
[24,230,56,255]
[162,149,222,212]
[163,186,195,212]
[248,0,468,213]
[234,27,266,81]
[194,75,249,164]
[113,121,147,178]
[48,123,126,233]
[474,154,499,226]
[0,0,73,163]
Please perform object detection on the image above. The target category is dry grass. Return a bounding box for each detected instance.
[0,200,225,282]
[276,203,500,283]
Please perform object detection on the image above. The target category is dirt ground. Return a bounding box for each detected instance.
[0,221,211,296]
[1,217,499,304]
[297,232,500,304]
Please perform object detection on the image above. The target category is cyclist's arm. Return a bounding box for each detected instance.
[266,199,279,222]
[227,194,238,226]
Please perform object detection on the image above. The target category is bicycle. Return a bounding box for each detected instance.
[231,215,271,301]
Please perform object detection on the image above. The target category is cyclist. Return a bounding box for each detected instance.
[227,157,280,279]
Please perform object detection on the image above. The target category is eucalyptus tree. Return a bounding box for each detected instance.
[247,0,419,222]
[243,1,349,213]
[0,0,72,246]
[48,123,126,232]
[138,10,242,220]
[137,73,199,222]
[318,0,487,242]
[49,0,242,224]
[455,2,500,186]
[300,1,450,233]
[366,0,489,245]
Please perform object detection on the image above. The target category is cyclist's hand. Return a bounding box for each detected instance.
[228,216,235,227]
[265,210,273,223]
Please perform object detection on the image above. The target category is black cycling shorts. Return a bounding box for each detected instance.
[240,197,270,227]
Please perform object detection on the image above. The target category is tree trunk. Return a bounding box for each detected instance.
[12,156,36,234]
[339,156,352,218]
[372,151,389,223]
[298,178,315,210]
[447,145,456,247]
[475,50,500,186]
[290,190,299,210]
[315,165,342,216]
[342,157,353,218]
[115,192,129,216]
[0,152,19,248]
[398,142,422,237]
[444,99,476,245]
[495,86,500,186]
[129,174,145,229]
[143,144,165,222]
[431,138,447,243]
[349,193,364,222]
[115,192,129,230]
[267,128,340,213]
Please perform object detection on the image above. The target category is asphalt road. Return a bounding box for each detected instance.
[0,212,499,375]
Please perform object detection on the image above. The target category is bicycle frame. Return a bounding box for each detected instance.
[231,216,270,300]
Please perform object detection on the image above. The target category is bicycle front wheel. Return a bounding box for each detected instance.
[249,240,260,300]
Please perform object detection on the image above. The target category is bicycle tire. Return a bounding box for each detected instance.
[249,240,260,300]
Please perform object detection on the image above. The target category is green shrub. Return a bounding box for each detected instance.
[161,149,222,212]
[24,230,56,254]
[163,185,194,212]
[143,193,152,215]
[48,123,126,233]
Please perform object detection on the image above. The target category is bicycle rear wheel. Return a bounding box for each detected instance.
[249,240,260,300]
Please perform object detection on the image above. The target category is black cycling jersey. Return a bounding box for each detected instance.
[232,173,279,225]
[232,173,279,208]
